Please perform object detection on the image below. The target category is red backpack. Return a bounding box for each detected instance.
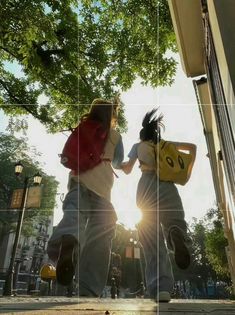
[60,119,108,173]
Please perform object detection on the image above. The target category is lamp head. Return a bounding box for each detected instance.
[33,173,42,185]
[15,162,24,176]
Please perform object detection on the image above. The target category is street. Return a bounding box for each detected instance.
[0,297,235,315]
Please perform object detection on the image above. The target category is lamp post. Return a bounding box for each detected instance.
[3,162,42,296]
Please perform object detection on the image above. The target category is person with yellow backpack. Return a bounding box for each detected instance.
[121,108,197,303]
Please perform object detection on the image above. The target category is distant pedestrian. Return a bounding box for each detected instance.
[110,277,117,299]
[110,267,121,297]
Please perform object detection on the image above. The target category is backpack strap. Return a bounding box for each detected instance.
[102,158,119,178]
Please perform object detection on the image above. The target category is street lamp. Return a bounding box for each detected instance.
[3,162,42,296]
[15,162,23,176]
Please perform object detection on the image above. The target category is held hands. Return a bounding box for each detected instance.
[120,159,136,174]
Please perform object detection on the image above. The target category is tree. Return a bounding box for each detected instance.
[0,133,59,242]
[189,218,217,297]
[174,208,232,298]
[0,0,176,132]
[205,207,230,281]
[0,0,80,132]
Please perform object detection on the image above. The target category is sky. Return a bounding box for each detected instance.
[0,56,216,229]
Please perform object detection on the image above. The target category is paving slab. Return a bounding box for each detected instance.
[0,297,235,315]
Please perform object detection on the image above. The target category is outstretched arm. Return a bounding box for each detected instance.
[112,136,124,169]
[120,143,139,174]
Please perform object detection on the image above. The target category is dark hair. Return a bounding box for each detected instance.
[140,108,164,144]
[84,98,119,131]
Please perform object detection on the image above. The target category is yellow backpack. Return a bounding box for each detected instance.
[154,140,193,185]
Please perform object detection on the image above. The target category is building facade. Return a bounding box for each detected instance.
[168,0,235,290]
[0,215,53,292]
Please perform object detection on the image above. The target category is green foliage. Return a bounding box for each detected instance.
[0,0,176,132]
[170,207,233,299]
[187,207,231,283]
[204,208,230,279]
[0,132,59,239]
[79,0,177,93]
[189,218,216,282]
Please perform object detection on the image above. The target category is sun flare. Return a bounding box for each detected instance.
[116,207,142,230]
[112,170,142,230]
[112,196,142,230]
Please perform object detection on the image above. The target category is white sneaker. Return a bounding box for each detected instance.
[156,291,171,303]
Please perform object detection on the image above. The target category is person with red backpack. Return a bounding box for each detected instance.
[47,98,124,297]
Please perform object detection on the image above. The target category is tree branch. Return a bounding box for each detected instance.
[0,79,55,125]
[0,45,21,60]
[0,78,23,104]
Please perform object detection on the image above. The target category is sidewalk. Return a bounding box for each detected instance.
[0,296,235,314]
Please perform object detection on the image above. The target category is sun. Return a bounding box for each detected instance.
[111,168,143,230]
[116,207,142,230]
[112,189,142,230]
